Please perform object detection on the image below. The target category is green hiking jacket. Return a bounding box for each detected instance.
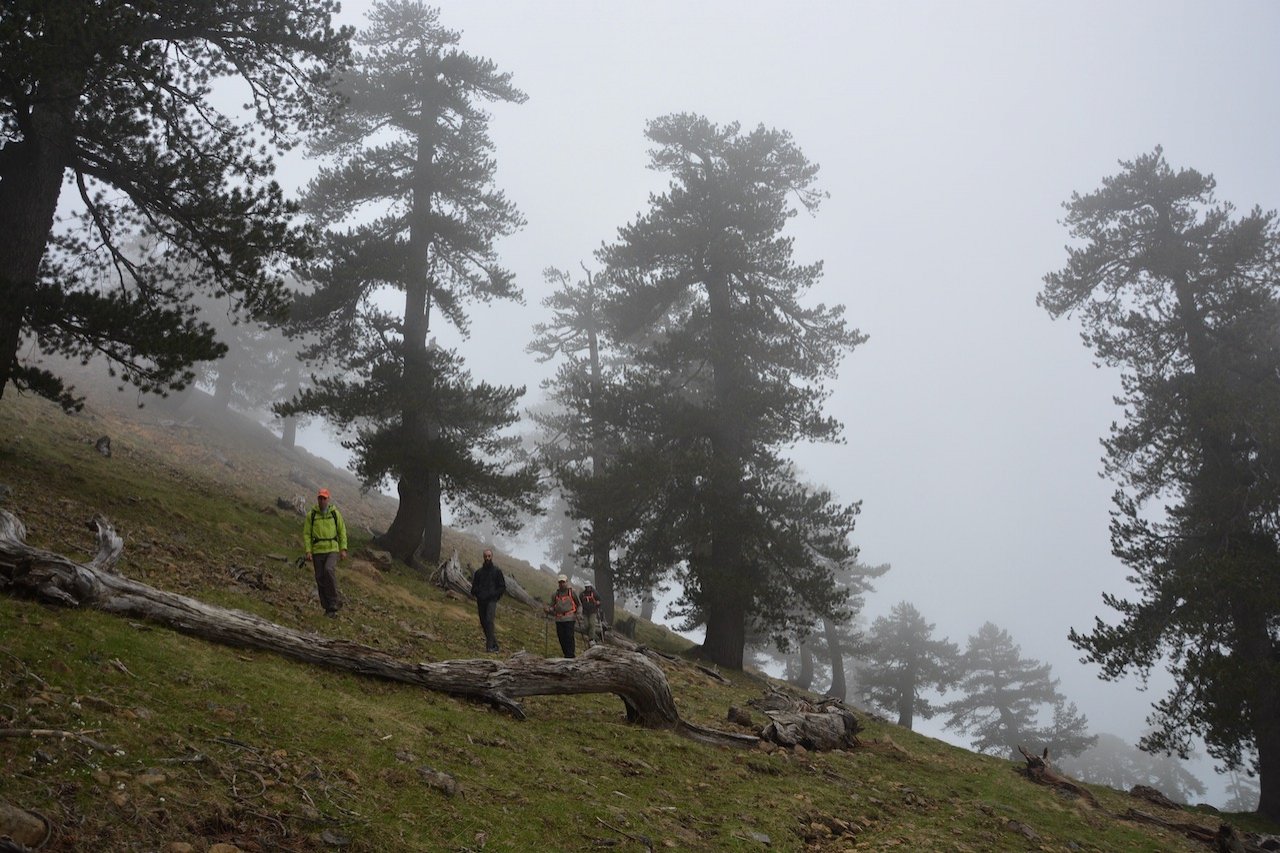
[304,506,348,555]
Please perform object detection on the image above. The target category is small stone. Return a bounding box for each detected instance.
[137,771,167,786]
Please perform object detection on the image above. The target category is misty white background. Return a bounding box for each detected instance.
[276,1,1280,804]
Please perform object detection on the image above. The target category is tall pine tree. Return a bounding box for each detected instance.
[858,601,959,730]
[282,1,537,565]
[598,114,865,668]
[1043,149,1280,819]
[944,622,1094,760]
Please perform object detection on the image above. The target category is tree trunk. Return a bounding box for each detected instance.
[418,467,442,566]
[897,665,916,729]
[592,529,615,625]
[640,590,656,622]
[0,509,764,750]
[0,71,81,397]
[702,597,746,670]
[796,638,814,690]
[823,617,846,700]
[213,365,234,411]
[279,360,300,449]
[378,477,432,568]
[280,415,298,450]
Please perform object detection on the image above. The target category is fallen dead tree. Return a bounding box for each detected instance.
[0,510,757,750]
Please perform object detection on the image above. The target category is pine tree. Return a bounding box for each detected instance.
[1055,733,1205,805]
[1042,149,1280,819]
[529,266,621,621]
[0,0,349,408]
[281,1,537,565]
[598,114,865,668]
[943,622,1094,759]
[858,602,959,730]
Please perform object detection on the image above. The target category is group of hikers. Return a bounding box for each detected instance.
[301,487,607,656]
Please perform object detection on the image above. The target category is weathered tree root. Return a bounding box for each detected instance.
[1017,745,1100,806]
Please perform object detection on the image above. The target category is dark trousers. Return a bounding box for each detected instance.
[478,599,499,651]
[555,620,576,658]
[313,551,341,612]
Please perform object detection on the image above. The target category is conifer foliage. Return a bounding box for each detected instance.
[597,115,866,668]
[858,601,959,730]
[281,1,538,566]
[943,622,1094,760]
[0,0,349,408]
[1043,148,1280,819]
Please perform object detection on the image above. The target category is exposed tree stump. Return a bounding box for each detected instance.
[1017,745,1100,806]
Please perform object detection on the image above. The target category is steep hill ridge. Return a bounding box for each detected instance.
[1,390,1274,851]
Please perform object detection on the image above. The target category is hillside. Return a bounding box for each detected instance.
[0,390,1275,852]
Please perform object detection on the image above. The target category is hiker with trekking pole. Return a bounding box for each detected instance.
[545,574,580,658]
[580,583,605,648]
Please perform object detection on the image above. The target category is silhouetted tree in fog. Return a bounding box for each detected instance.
[1055,733,1205,804]
[1043,149,1280,820]
[280,2,538,566]
[858,601,959,730]
[598,114,865,669]
[528,265,623,621]
[944,622,1094,760]
[0,1,348,409]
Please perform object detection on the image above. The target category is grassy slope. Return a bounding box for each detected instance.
[0,391,1273,852]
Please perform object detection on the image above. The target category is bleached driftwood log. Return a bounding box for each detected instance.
[0,511,755,749]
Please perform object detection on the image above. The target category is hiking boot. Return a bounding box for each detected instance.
[325,610,339,619]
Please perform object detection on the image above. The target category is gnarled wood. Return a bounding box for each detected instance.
[0,510,773,751]
[1018,745,1100,806]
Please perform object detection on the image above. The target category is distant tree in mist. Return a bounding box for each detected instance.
[858,601,959,730]
[0,1,348,409]
[1225,772,1261,813]
[944,622,1095,760]
[1054,732,1205,804]
[528,265,623,621]
[1043,149,1280,820]
[279,1,538,567]
[596,113,866,669]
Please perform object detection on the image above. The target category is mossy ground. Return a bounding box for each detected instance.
[1,391,1274,851]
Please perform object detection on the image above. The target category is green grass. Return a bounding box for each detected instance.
[1,390,1275,851]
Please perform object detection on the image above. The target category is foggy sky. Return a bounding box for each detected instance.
[288,0,1280,802]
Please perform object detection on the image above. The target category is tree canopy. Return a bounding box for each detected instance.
[943,622,1094,760]
[0,0,349,408]
[596,114,865,668]
[858,601,959,730]
[281,1,538,565]
[1043,148,1280,820]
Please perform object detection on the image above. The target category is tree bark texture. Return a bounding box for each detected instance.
[0,510,813,752]
[823,617,846,701]
[0,64,82,397]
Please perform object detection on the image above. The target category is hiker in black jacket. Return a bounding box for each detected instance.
[470,549,506,653]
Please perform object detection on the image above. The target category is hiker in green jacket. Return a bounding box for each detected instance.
[304,488,348,618]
